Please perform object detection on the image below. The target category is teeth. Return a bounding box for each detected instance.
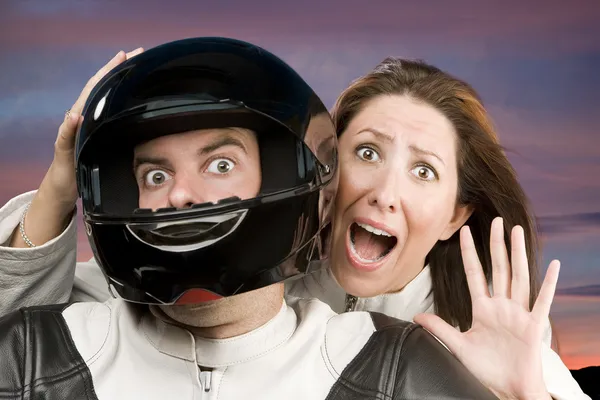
[357,222,392,237]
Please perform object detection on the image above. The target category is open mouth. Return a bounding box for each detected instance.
[348,222,397,263]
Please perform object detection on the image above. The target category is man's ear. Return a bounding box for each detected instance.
[439,204,474,241]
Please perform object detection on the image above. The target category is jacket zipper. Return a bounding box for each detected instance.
[345,294,358,312]
[199,368,212,398]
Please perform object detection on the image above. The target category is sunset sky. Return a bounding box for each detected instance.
[1,0,598,370]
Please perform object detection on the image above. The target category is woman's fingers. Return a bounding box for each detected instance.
[531,260,560,324]
[510,225,531,309]
[460,225,490,301]
[490,217,511,298]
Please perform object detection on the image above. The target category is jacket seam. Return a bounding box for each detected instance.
[83,305,112,368]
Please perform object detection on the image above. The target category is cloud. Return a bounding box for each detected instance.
[2,0,599,57]
[551,295,600,368]
[538,212,600,238]
[478,106,600,216]
[0,118,61,155]
[0,162,47,207]
[556,284,600,297]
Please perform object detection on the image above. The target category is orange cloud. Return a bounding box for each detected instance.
[552,296,600,369]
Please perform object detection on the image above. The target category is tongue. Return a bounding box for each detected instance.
[353,226,392,260]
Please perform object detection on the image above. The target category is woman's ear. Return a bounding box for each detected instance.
[440,204,474,241]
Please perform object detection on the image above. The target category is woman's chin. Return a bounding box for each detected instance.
[331,262,386,298]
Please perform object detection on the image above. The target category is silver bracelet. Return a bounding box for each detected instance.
[19,203,36,248]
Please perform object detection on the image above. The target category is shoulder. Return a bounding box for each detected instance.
[324,311,415,365]
[0,303,101,399]
[286,263,347,313]
[321,311,393,378]
[323,312,498,399]
[63,298,145,363]
[62,300,113,360]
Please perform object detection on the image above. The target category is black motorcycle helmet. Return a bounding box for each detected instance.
[75,37,338,305]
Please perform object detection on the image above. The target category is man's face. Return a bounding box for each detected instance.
[132,127,261,209]
[130,127,279,326]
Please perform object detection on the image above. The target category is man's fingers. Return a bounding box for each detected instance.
[57,48,141,158]
[126,47,144,59]
[70,50,127,115]
[55,111,81,153]
[68,48,142,118]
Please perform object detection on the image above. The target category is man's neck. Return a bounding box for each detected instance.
[154,283,285,339]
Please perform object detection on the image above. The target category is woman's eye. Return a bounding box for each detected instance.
[356,147,380,162]
[411,165,437,181]
[144,170,172,186]
[207,158,235,174]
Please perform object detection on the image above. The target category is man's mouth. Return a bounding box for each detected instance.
[348,222,398,263]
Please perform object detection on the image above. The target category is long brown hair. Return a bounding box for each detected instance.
[332,58,541,331]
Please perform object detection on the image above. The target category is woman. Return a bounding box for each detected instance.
[293,57,543,325]
[0,49,588,399]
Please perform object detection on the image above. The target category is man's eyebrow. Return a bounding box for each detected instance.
[199,135,248,155]
[133,156,172,171]
[408,144,445,166]
[132,133,250,170]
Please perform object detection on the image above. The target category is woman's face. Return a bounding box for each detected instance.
[330,94,471,297]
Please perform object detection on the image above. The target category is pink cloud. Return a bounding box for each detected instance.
[0,162,46,205]
[491,107,600,156]
[483,107,600,216]
[2,0,599,57]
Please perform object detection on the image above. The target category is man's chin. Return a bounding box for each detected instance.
[159,297,227,316]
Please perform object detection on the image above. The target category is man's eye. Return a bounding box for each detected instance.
[207,158,235,174]
[144,170,171,186]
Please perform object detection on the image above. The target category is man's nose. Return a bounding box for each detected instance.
[167,177,205,209]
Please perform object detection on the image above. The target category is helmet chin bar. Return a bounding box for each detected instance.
[108,278,225,305]
[125,209,248,253]
[108,279,168,305]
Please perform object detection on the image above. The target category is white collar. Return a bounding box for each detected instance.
[142,301,297,367]
[295,263,434,320]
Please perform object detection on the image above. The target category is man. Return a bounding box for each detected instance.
[0,37,496,399]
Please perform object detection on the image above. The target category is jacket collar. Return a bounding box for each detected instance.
[142,301,296,367]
